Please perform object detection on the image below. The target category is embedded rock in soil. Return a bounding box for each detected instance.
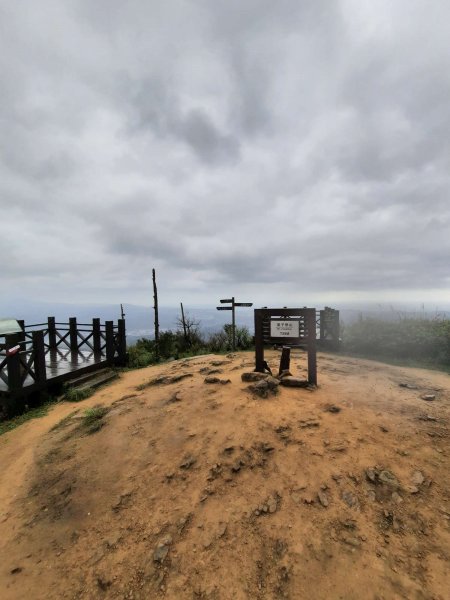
[421,394,436,401]
[411,470,425,486]
[279,376,309,388]
[241,372,269,382]
[248,380,270,398]
[153,534,173,563]
[318,491,329,507]
[265,376,280,391]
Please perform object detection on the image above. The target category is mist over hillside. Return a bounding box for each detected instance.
[2,299,449,345]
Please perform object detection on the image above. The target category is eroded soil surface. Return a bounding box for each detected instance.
[0,351,449,599]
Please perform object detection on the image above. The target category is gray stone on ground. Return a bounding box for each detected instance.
[153,534,173,563]
[265,376,280,391]
[318,490,329,507]
[241,372,269,382]
[248,380,269,398]
[411,470,425,486]
[279,376,309,388]
[421,394,436,401]
[378,470,399,489]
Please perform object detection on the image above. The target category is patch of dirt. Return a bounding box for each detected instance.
[0,351,449,599]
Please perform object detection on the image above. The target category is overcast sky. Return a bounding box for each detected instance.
[1,0,450,310]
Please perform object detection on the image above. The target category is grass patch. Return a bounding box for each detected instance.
[49,410,80,432]
[0,403,52,437]
[64,387,94,402]
[81,406,109,434]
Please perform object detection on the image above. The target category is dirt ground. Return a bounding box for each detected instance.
[0,350,449,600]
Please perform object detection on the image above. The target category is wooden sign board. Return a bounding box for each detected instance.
[254,307,317,385]
[270,320,299,338]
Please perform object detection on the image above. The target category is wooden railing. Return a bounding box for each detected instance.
[0,317,126,395]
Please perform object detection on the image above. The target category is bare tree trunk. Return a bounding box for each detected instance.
[180,302,189,346]
[152,268,159,360]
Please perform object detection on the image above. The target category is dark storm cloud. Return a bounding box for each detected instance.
[1,0,450,307]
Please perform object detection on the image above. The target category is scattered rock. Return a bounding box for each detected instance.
[180,455,196,470]
[341,491,359,509]
[391,492,403,504]
[204,376,221,384]
[325,405,341,414]
[96,576,112,591]
[105,533,122,549]
[248,380,270,398]
[241,372,269,382]
[318,491,329,507]
[153,534,173,564]
[279,376,309,388]
[217,523,227,538]
[411,470,425,486]
[399,382,418,389]
[421,394,436,401]
[341,534,361,548]
[211,360,232,367]
[378,470,399,489]
[166,392,181,404]
[255,494,279,515]
[112,491,132,512]
[265,376,280,391]
[231,460,244,473]
[366,467,377,483]
[267,496,278,513]
[299,418,320,429]
[10,567,22,575]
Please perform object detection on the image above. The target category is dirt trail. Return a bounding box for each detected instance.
[0,351,449,600]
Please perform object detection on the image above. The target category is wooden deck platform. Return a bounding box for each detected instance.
[0,318,126,401]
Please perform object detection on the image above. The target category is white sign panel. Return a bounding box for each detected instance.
[270,320,299,338]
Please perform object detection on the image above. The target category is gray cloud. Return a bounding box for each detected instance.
[1,0,450,309]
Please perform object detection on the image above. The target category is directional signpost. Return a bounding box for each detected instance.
[216,297,253,351]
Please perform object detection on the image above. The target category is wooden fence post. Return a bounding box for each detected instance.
[48,317,57,349]
[254,310,265,372]
[105,321,115,364]
[278,346,291,375]
[92,318,101,356]
[17,320,25,344]
[6,333,22,393]
[306,309,317,385]
[69,317,78,352]
[32,330,47,384]
[117,319,126,365]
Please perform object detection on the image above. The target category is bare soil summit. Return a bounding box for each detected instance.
[0,351,449,599]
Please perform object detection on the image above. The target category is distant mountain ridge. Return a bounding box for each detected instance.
[1,300,449,345]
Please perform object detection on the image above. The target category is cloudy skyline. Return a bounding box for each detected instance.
[1,0,450,311]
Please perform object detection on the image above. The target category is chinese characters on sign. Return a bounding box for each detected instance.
[270,320,300,338]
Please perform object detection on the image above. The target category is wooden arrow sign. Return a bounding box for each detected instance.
[220,299,233,304]
[216,307,232,311]
[234,302,253,307]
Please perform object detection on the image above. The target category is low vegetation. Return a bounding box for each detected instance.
[341,315,450,370]
[64,386,95,402]
[128,323,253,368]
[81,405,109,434]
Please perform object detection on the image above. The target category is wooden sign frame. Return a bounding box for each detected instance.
[254,307,317,385]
